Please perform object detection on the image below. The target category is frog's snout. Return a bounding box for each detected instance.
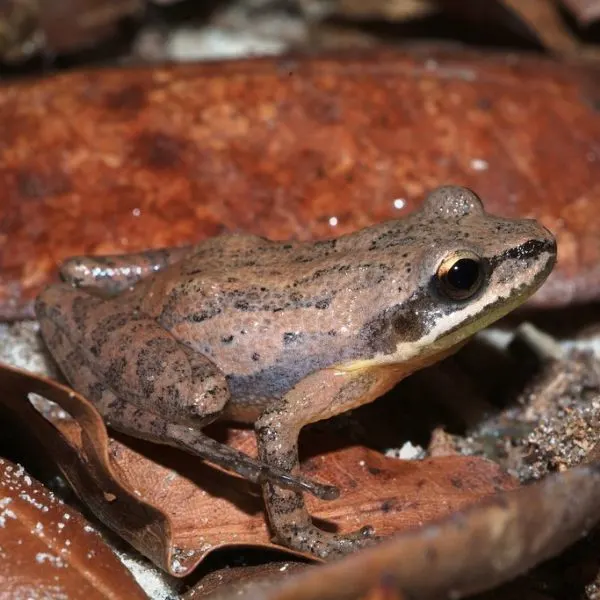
[535,223,558,269]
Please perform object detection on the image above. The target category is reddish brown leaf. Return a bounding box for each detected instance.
[0,362,518,576]
[105,427,519,546]
[1,49,599,320]
[207,465,600,600]
[0,457,147,599]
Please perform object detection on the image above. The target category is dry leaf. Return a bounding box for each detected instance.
[0,362,518,576]
[1,49,599,320]
[0,457,147,599]
[105,427,519,546]
[206,465,600,600]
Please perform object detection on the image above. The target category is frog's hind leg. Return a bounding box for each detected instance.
[36,283,229,425]
[60,246,193,295]
[255,368,400,558]
[35,284,337,500]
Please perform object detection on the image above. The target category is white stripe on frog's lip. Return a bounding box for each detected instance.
[334,248,555,374]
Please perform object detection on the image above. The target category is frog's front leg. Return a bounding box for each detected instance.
[59,246,193,295]
[36,285,338,499]
[256,368,399,559]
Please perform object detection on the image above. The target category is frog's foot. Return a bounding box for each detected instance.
[263,473,378,559]
[275,522,379,559]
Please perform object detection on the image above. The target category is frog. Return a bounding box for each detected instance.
[35,186,556,559]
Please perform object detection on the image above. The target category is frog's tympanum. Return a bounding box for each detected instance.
[36,186,556,558]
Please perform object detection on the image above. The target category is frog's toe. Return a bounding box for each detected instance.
[328,526,379,557]
[276,523,380,559]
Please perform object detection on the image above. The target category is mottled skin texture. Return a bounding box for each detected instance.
[35,186,556,559]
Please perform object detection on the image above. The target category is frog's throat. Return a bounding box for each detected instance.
[335,274,544,375]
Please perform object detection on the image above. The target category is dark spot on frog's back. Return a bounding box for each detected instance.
[91,313,131,346]
[283,332,302,345]
[314,298,330,309]
[132,131,188,170]
[106,357,126,387]
[103,84,147,113]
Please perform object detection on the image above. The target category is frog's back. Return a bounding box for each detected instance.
[133,225,416,406]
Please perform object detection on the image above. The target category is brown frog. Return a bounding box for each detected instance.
[36,186,556,559]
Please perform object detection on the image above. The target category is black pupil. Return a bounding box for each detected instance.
[446,258,480,291]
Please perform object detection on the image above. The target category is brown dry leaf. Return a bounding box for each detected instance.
[0,362,518,576]
[106,426,519,546]
[206,465,600,600]
[0,457,148,599]
[1,49,599,320]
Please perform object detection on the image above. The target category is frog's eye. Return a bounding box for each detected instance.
[436,251,485,301]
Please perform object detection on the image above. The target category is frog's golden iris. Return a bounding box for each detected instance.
[436,250,485,301]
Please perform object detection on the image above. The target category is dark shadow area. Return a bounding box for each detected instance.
[0,0,566,82]
[504,302,600,339]
[320,11,543,54]
[181,543,314,593]
[0,403,66,491]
